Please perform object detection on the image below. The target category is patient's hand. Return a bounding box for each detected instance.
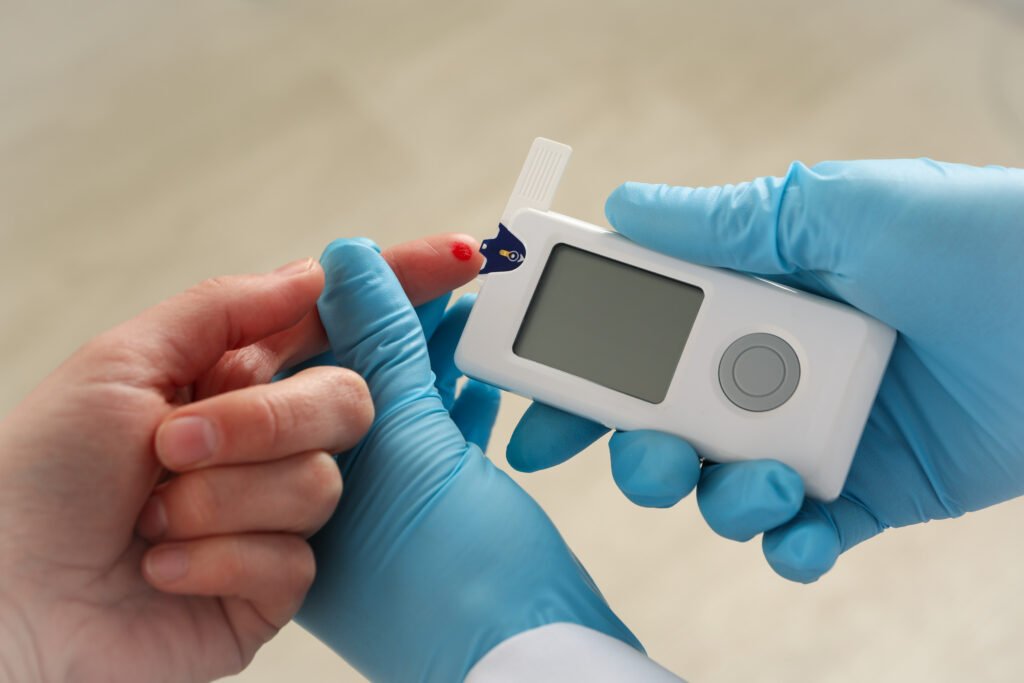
[0,234,481,682]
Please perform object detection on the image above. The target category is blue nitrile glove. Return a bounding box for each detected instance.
[294,239,640,682]
[508,160,1024,583]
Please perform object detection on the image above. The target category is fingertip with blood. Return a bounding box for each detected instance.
[451,241,474,261]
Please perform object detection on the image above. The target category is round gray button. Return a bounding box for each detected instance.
[719,333,800,412]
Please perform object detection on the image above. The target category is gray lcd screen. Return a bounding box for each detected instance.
[513,244,704,403]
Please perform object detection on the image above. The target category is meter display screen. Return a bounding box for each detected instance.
[513,244,704,403]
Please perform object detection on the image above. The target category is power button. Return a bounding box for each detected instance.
[718,333,800,412]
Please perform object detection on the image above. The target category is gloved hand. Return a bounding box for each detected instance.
[508,159,1024,583]
[295,239,639,681]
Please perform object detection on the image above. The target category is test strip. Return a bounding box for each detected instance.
[500,137,573,226]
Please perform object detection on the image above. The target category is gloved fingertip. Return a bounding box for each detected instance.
[762,509,840,583]
[451,380,501,451]
[438,293,477,333]
[763,463,805,509]
[604,182,629,224]
[460,379,501,409]
[454,291,477,307]
[609,431,700,509]
[619,491,682,508]
[319,238,384,274]
[604,182,656,228]
[506,404,608,473]
[505,435,543,473]
[697,460,805,542]
[346,237,383,254]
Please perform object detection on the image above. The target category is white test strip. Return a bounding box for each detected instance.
[500,137,573,226]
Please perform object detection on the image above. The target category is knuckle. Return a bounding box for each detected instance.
[253,392,296,451]
[74,329,137,370]
[76,332,115,361]
[191,275,235,296]
[181,277,233,313]
[206,346,273,395]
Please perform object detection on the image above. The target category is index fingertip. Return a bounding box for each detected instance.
[439,233,484,271]
[442,233,485,282]
[381,233,484,307]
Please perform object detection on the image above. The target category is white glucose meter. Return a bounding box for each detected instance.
[455,138,896,500]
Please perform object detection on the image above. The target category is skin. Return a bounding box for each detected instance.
[0,234,483,683]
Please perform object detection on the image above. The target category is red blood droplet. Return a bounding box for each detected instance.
[451,241,474,261]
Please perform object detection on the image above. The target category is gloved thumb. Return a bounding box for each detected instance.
[317,239,434,413]
[605,162,843,276]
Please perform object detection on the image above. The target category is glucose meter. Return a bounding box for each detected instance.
[455,138,896,500]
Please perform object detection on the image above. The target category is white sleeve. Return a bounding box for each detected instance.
[465,623,684,683]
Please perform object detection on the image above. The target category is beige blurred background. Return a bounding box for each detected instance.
[3,1,1024,681]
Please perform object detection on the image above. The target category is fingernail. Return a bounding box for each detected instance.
[272,257,314,277]
[157,416,218,469]
[146,546,189,583]
[136,496,167,540]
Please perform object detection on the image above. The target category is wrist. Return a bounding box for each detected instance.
[446,454,642,669]
[467,624,680,683]
[299,444,640,682]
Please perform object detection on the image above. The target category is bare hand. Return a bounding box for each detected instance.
[0,234,482,682]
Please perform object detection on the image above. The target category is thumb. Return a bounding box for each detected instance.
[317,239,435,413]
[605,162,844,275]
